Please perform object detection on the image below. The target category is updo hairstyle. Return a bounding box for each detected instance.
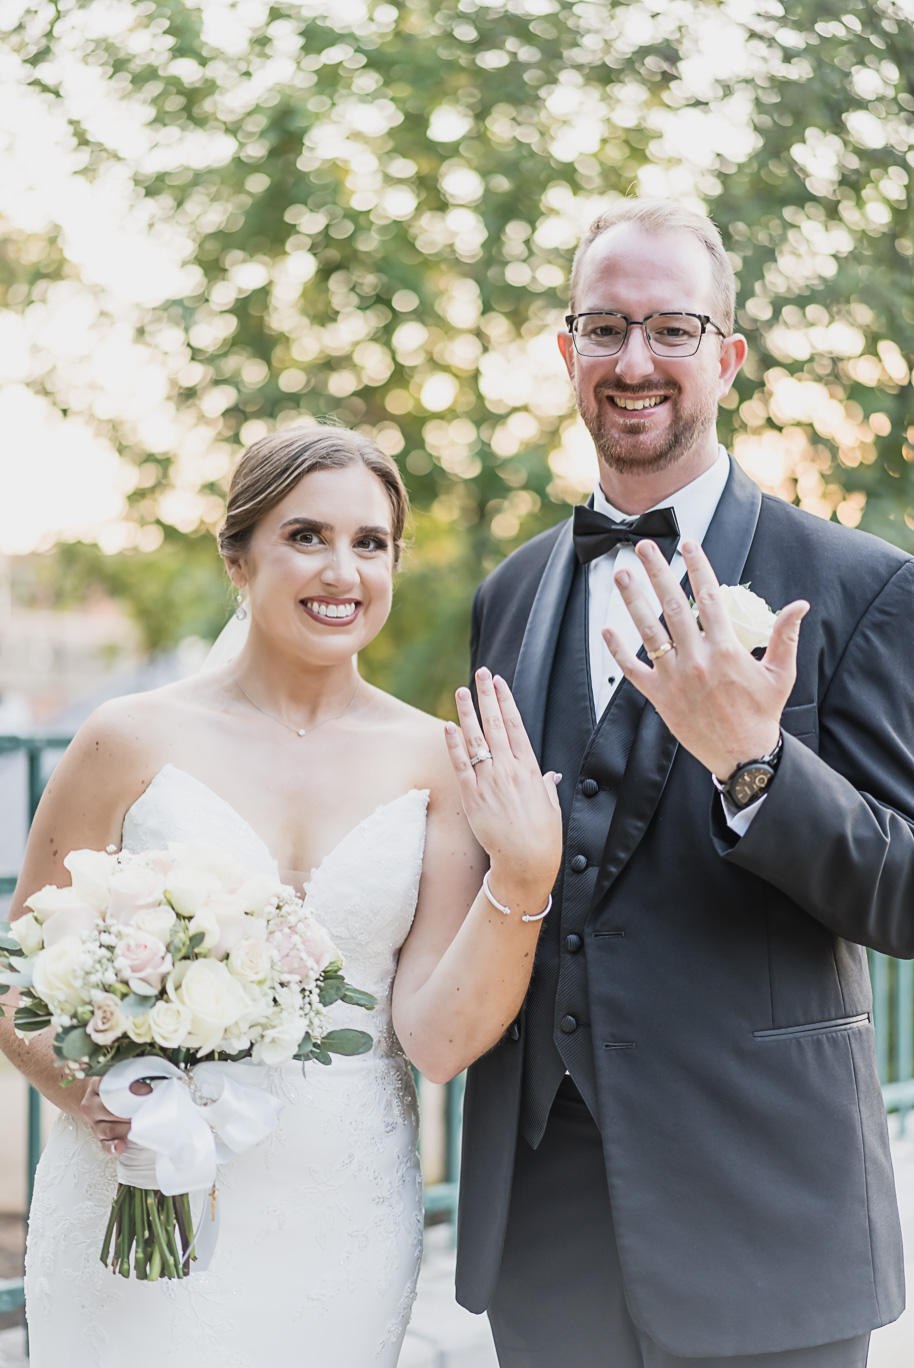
[218,424,408,567]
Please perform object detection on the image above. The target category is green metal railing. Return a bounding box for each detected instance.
[0,734,465,1316]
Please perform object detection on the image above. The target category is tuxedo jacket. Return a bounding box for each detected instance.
[455,457,914,1358]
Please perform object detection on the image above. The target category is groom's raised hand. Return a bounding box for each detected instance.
[603,539,809,781]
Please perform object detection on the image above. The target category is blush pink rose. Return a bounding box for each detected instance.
[36,889,103,948]
[42,906,102,948]
[106,867,167,925]
[114,931,172,994]
[269,916,338,978]
[206,893,249,960]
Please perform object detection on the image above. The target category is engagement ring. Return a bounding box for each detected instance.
[470,749,494,767]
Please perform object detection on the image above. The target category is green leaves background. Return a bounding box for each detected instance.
[3,0,913,712]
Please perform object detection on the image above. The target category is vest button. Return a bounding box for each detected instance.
[560,1014,578,1034]
[507,1021,520,1041]
[582,779,599,798]
[570,854,587,873]
[565,934,583,953]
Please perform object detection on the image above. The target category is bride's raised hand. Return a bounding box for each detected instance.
[445,668,562,901]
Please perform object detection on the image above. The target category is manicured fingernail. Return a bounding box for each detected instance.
[554,772,563,784]
[477,667,491,682]
[445,721,457,734]
[493,674,506,689]
[457,687,471,701]
[616,570,630,587]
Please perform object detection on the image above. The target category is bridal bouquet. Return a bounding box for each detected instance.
[0,841,375,1282]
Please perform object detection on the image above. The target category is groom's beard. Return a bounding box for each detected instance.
[576,379,719,477]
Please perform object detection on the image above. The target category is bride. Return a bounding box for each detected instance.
[0,424,562,1367]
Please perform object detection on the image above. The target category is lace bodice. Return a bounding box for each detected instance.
[123,764,429,1049]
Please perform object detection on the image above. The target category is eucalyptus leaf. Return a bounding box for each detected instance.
[318,977,346,1007]
[312,1048,332,1067]
[340,985,377,1010]
[0,970,33,989]
[122,993,157,1018]
[188,932,205,951]
[319,1029,373,1057]
[14,1013,52,1033]
[61,1027,94,1062]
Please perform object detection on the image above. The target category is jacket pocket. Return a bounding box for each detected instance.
[753,1012,869,1040]
[780,702,819,751]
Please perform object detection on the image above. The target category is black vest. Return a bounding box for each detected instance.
[519,564,646,1147]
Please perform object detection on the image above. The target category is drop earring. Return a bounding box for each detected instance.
[235,590,247,621]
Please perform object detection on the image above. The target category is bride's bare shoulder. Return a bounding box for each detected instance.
[61,677,203,790]
[368,688,457,797]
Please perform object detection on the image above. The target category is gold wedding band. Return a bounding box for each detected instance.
[647,641,676,662]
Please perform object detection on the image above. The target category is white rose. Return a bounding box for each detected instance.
[717,584,779,652]
[168,959,249,1054]
[169,841,246,889]
[255,1017,307,1067]
[206,893,250,959]
[133,907,176,943]
[24,884,99,928]
[87,992,127,1046]
[125,1012,154,1044]
[187,906,221,951]
[148,1000,192,1050]
[228,937,273,984]
[32,935,88,1015]
[235,873,290,916]
[62,849,117,913]
[165,869,222,918]
[10,912,43,957]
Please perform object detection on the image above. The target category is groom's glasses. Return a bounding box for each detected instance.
[564,311,727,358]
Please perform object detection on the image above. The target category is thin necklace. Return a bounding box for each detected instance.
[229,673,362,737]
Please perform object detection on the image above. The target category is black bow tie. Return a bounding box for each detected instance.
[572,504,681,566]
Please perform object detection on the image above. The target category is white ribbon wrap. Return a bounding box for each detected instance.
[100,1056,284,1193]
[99,1057,284,1270]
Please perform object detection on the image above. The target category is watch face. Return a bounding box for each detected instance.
[732,764,774,809]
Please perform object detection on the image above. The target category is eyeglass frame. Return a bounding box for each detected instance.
[564,310,728,358]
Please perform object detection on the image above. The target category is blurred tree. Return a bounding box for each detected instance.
[1,0,912,710]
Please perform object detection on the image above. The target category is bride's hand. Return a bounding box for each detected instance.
[80,1076,150,1156]
[445,668,562,898]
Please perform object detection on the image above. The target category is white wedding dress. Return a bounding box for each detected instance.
[25,764,428,1368]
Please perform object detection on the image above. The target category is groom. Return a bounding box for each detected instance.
[457,198,914,1366]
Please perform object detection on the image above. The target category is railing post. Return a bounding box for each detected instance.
[872,952,890,1085]
[445,1074,466,1245]
[897,960,913,1137]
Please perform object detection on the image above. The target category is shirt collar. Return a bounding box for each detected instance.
[592,445,730,549]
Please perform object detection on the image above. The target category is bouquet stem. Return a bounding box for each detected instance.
[99,1184,196,1280]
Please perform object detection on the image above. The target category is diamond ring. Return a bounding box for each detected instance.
[647,641,676,662]
[470,749,494,767]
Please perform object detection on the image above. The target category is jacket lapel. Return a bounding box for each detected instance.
[589,457,763,908]
[511,517,577,763]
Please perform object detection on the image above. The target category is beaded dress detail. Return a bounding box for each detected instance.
[25,765,428,1368]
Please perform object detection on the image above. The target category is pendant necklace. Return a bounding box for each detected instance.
[229,673,362,737]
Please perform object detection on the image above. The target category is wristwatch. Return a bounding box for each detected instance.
[712,733,784,811]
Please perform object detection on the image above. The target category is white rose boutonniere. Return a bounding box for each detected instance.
[693,583,779,654]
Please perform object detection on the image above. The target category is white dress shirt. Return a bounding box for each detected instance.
[585,446,761,835]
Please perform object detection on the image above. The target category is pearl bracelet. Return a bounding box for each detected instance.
[482,869,553,923]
